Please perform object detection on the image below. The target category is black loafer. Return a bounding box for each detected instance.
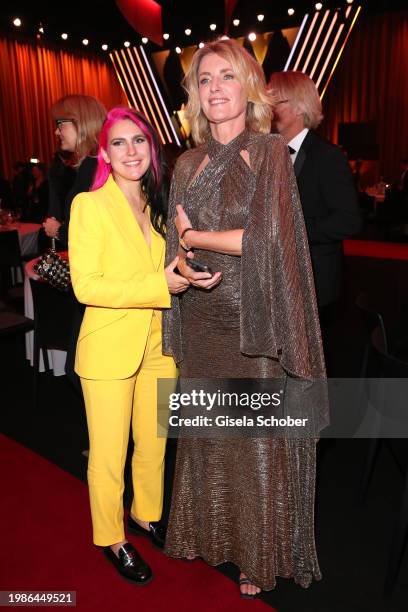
[103,543,152,585]
[127,515,166,549]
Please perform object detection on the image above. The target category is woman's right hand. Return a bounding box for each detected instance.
[43,216,62,238]
[165,256,191,295]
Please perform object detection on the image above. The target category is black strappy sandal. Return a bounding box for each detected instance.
[239,576,261,599]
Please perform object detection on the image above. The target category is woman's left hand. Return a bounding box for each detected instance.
[174,204,192,237]
[177,251,222,290]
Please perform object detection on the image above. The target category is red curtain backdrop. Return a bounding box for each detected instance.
[0,36,127,180]
[321,10,408,183]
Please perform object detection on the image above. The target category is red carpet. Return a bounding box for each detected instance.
[0,434,274,611]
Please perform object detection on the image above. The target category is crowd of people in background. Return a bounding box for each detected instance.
[2,152,406,233]
[0,145,186,226]
[0,160,48,222]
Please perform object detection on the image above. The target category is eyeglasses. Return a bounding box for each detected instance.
[55,119,74,129]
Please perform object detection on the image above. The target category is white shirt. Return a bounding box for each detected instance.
[288,128,309,164]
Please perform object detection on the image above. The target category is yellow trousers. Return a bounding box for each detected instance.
[81,312,176,546]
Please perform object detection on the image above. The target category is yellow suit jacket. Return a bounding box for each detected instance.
[69,175,170,380]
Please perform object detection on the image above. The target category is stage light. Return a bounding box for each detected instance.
[320,5,362,98]
[315,2,323,9]
[163,33,169,40]
[13,18,21,27]
[346,0,354,3]
[185,28,191,36]
[30,158,40,164]
[233,19,240,26]
[316,24,344,89]
[248,32,257,41]
[102,44,108,51]
[220,35,229,40]
[124,41,130,48]
[175,46,182,54]
[284,13,308,70]
[139,45,182,145]
[210,24,217,31]
[293,12,319,70]
[142,37,148,44]
[131,47,169,143]
[310,12,337,78]
[61,33,68,40]
[302,10,329,72]
[257,14,264,22]
[82,39,89,46]
[198,42,205,48]
[39,26,44,33]
[288,8,295,16]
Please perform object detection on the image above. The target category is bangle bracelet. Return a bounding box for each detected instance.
[180,227,193,239]
[179,227,194,251]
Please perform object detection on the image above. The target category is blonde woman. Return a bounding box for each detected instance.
[163,39,328,598]
[44,94,107,248]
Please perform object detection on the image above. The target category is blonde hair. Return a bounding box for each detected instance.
[183,38,274,145]
[268,71,323,129]
[51,94,107,165]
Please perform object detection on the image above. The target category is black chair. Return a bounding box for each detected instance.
[0,230,24,299]
[354,292,389,448]
[0,308,34,338]
[355,292,388,379]
[0,302,34,364]
[361,327,408,594]
[29,278,75,405]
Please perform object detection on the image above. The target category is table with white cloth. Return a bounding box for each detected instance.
[18,222,41,255]
[24,258,67,376]
[0,222,41,255]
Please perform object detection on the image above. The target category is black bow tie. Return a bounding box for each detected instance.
[288,145,296,154]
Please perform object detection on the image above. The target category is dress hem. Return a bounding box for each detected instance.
[164,549,322,591]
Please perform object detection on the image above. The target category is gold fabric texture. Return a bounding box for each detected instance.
[162,130,328,590]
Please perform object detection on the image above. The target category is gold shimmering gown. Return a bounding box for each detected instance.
[162,130,329,591]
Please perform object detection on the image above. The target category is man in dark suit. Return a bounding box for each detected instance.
[268,71,362,313]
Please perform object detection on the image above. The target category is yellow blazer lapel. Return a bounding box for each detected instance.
[150,224,165,271]
[104,176,154,270]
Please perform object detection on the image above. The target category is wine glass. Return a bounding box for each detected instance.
[14,208,22,225]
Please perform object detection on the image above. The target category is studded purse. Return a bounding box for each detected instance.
[33,238,71,291]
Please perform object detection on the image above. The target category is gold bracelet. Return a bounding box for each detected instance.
[179,227,194,251]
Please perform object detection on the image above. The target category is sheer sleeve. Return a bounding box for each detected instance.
[240,135,329,434]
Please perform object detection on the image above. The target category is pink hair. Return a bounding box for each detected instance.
[91,107,161,191]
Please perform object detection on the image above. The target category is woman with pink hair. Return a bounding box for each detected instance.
[69,107,189,584]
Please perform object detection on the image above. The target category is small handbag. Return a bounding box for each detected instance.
[33,238,71,291]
